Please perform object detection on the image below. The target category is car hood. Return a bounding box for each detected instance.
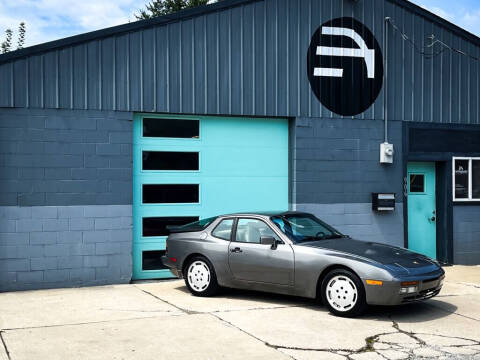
[299,237,440,274]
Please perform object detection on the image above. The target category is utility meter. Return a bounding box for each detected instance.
[380,142,394,164]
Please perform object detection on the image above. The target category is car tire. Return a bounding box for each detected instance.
[184,256,219,297]
[320,268,367,317]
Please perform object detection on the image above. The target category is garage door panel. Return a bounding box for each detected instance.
[133,114,289,280]
[203,117,288,146]
[203,148,289,176]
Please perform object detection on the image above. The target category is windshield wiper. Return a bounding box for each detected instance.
[325,234,343,239]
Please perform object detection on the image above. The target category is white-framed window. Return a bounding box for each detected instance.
[452,157,480,201]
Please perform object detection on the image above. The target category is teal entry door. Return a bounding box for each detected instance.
[407,162,437,259]
[133,114,289,280]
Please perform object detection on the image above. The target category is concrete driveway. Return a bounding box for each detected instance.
[0,266,479,360]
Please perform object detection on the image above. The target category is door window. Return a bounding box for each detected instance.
[409,174,425,193]
[235,219,280,244]
[212,219,234,240]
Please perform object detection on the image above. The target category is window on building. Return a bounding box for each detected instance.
[453,157,480,201]
[142,216,199,237]
[142,250,168,271]
[142,184,199,204]
[142,151,199,171]
[143,118,199,139]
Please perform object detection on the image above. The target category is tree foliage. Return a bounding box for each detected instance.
[135,0,223,19]
[1,22,26,54]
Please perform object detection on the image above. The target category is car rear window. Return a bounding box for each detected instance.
[167,216,217,233]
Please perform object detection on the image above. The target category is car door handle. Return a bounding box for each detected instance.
[230,247,243,253]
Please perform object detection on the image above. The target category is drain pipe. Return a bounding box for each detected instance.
[384,17,389,144]
[380,17,394,164]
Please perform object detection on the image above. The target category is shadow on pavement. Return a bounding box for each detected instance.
[172,282,458,322]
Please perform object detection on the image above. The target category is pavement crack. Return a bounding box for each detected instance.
[1,315,168,332]
[425,302,480,322]
[0,331,11,360]
[136,287,201,315]
[210,313,280,351]
[390,317,426,345]
[211,304,304,314]
[458,282,480,289]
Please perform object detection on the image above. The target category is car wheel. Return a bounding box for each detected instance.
[321,269,367,317]
[184,256,219,297]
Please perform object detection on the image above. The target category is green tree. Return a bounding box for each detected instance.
[135,0,223,20]
[1,22,26,54]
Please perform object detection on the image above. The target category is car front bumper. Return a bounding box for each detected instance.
[364,271,445,306]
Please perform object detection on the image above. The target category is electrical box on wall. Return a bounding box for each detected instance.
[372,193,396,211]
[380,142,394,164]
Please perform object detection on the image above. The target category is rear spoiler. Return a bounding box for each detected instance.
[166,225,205,234]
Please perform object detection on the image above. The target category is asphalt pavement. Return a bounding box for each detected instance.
[0,266,479,360]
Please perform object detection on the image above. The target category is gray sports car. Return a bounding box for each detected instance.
[161,211,445,317]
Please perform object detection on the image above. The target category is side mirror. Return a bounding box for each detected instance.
[260,236,278,250]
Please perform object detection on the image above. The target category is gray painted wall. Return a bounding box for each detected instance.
[296,203,404,247]
[0,205,132,291]
[0,107,134,290]
[0,0,479,125]
[453,206,480,265]
[292,117,403,204]
[0,108,132,206]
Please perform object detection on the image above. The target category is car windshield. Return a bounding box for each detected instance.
[270,214,344,243]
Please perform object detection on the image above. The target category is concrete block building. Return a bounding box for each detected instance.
[0,0,479,291]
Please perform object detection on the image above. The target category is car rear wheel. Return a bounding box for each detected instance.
[184,256,219,297]
[321,269,367,317]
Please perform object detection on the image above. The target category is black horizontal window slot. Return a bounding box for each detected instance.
[142,250,168,271]
[143,118,199,139]
[142,184,199,204]
[142,151,199,171]
[143,216,199,237]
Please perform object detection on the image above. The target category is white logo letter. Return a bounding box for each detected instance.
[314,26,375,79]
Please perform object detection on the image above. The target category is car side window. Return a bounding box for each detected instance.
[212,219,234,240]
[235,218,281,244]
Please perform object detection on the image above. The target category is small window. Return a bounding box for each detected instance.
[143,118,199,139]
[453,158,480,201]
[409,174,425,193]
[472,160,480,199]
[142,250,168,271]
[142,184,199,204]
[143,151,199,171]
[143,216,199,237]
[212,219,234,240]
[235,218,280,244]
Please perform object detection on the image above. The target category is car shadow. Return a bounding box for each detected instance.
[173,282,458,322]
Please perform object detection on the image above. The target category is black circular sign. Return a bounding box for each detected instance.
[307,17,383,116]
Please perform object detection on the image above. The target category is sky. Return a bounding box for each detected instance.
[0,0,479,48]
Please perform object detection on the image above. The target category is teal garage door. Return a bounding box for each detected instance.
[133,114,289,280]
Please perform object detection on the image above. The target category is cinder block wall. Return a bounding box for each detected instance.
[293,118,404,247]
[0,108,133,291]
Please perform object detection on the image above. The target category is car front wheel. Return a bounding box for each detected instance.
[184,256,219,297]
[321,269,367,317]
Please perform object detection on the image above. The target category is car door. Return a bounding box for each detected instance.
[227,217,294,286]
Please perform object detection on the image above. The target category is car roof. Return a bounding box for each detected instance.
[219,211,309,218]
